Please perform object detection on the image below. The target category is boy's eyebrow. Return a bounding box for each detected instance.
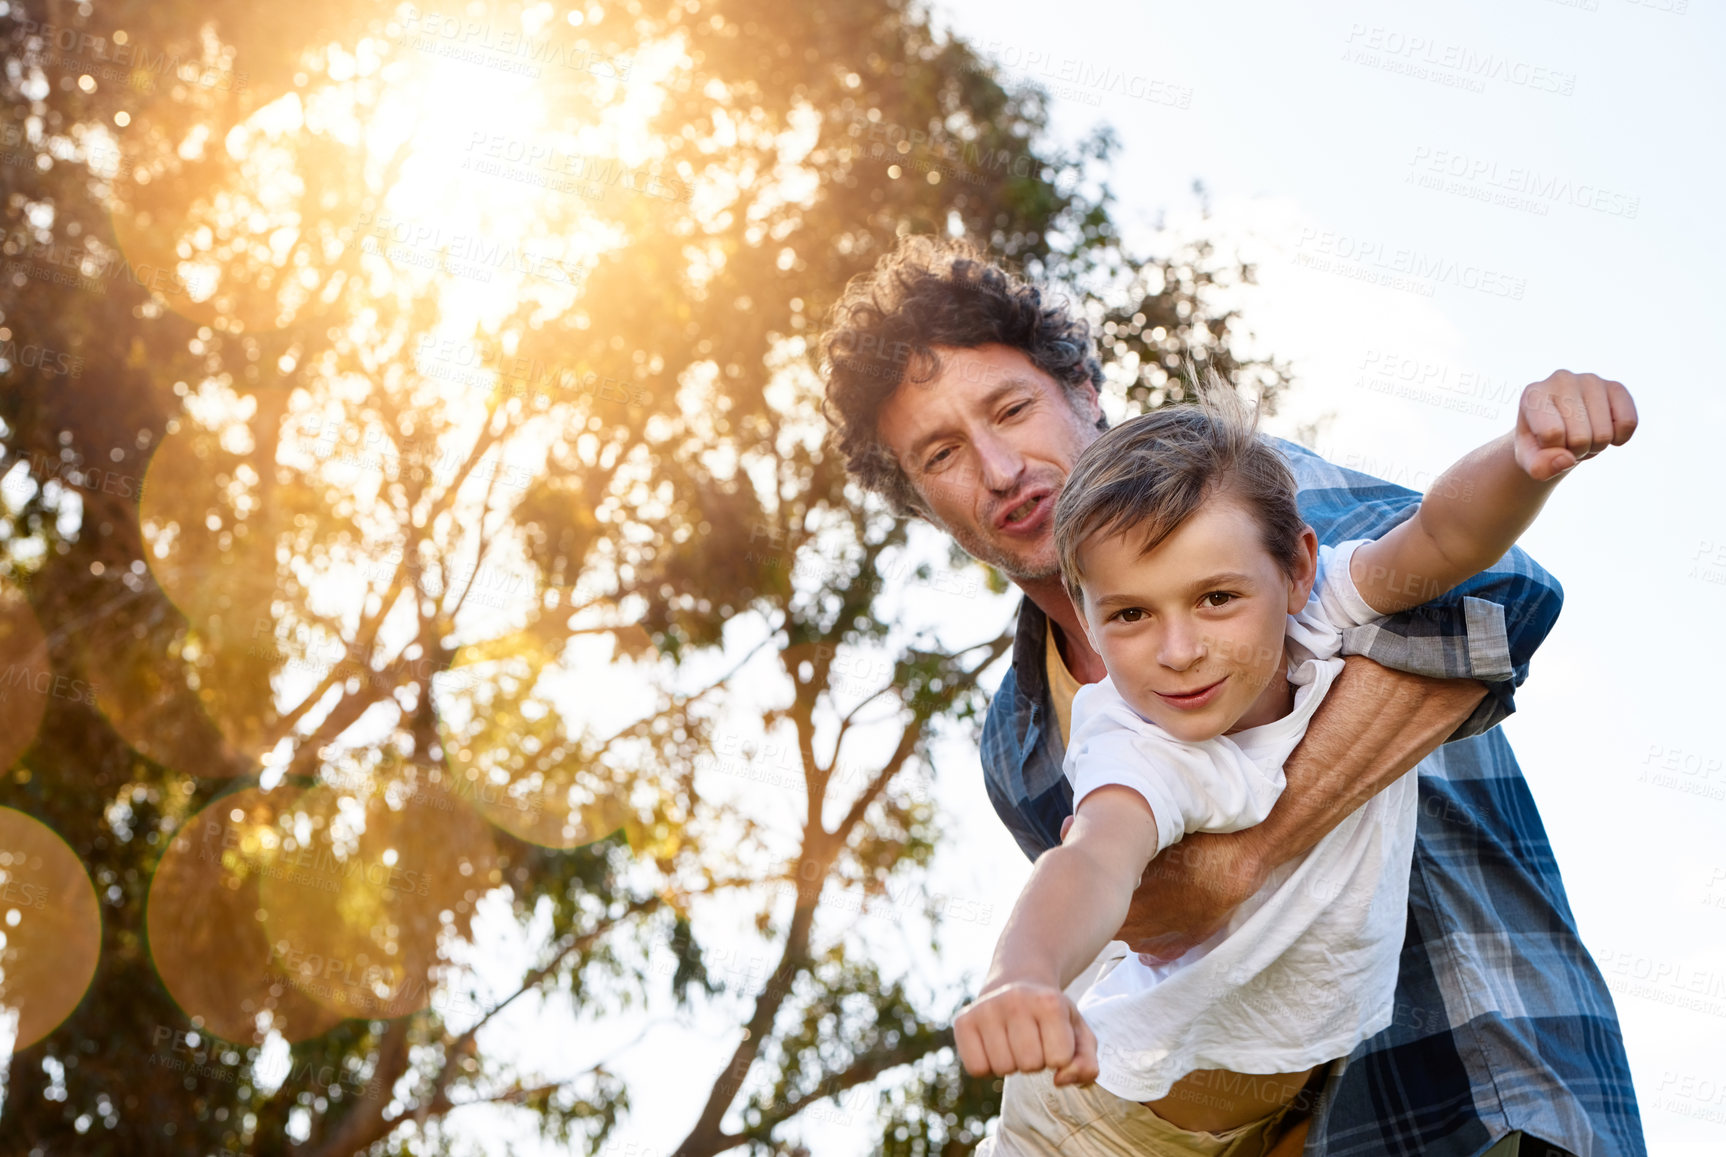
[1090,572,1257,608]
[1187,571,1256,591]
[903,378,1038,463]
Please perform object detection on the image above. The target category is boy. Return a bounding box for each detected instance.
[956,381,1636,1154]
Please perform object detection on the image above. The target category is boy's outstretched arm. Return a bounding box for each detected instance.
[955,785,1160,1086]
[1352,370,1637,615]
[1109,371,1635,962]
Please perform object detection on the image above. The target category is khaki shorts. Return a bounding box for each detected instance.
[976,1068,1307,1157]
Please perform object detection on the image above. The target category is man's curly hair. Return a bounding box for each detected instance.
[819,236,1106,517]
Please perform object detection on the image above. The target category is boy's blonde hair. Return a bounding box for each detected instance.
[1053,380,1304,602]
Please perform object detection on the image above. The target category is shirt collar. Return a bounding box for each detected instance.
[1010,594,1051,733]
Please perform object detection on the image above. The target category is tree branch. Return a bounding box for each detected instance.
[671,848,829,1157]
[728,1027,953,1149]
[292,1016,413,1157]
[831,629,1012,846]
[415,895,661,1129]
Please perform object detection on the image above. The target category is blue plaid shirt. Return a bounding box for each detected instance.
[979,438,1645,1157]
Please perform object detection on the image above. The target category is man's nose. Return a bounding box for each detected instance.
[975,432,1024,493]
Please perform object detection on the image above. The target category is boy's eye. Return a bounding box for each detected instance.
[1114,608,1145,623]
[1202,591,1235,608]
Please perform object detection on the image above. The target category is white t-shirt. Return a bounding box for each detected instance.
[1062,539,1416,1102]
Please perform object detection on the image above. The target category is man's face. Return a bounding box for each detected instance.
[1073,495,1317,742]
[874,344,1102,581]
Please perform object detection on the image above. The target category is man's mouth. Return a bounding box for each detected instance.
[996,490,1051,531]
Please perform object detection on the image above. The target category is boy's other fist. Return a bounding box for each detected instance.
[954,981,1100,1087]
[1514,370,1637,481]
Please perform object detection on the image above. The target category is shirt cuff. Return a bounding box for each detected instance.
[1068,761,1187,859]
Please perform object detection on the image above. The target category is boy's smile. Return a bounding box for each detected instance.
[1075,495,1317,742]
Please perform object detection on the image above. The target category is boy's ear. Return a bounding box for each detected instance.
[1288,525,1320,611]
[1067,586,1099,650]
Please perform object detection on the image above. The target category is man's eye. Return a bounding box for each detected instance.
[923,447,953,472]
[1001,401,1029,420]
[1202,591,1235,608]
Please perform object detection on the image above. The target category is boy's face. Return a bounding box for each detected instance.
[874,344,1102,581]
[1075,495,1318,742]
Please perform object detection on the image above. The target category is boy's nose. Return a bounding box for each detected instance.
[1157,625,1207,670]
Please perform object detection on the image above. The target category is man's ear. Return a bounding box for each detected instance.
[1071,381,1104,426]
[1287,525,1319,612]
[903,488,941,526]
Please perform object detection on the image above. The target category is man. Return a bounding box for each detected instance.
[819,236,1644,1156]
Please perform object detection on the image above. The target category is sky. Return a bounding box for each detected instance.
[918,1,1726,1154]
[462,2,1726,1155]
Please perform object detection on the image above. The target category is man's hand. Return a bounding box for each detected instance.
[954,980,1099,1086]
[1057,658,1487,962]
[1061,816,1267,963]
[1514,370,1637,481]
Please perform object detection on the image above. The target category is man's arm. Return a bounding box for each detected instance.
[1114,657,1486,959]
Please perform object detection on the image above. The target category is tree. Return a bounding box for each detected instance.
[0,1,1284,1154]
